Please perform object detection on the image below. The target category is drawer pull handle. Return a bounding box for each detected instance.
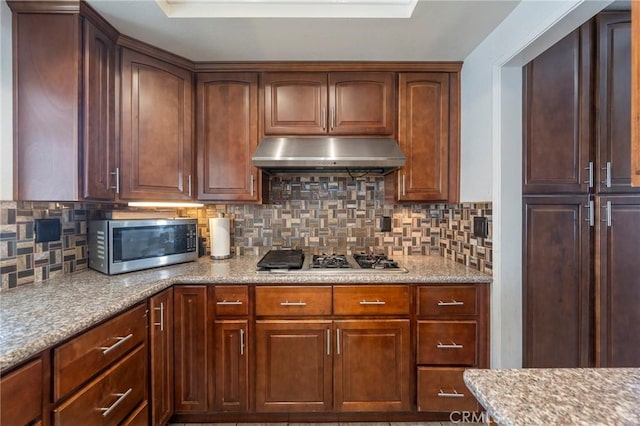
[437,300,464,306]
[100,333,133,355]
[438,389,465,398]
[99,388,132,417]
[437,342,463,349]
[280,301,307,306]
[153,302,164,331]
[360,299,386,305]
[217,300,243,305]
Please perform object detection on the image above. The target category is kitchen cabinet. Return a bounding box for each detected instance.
[388,72,459,203]
[254,285,410,413]
[51,303,148,424]
[263,72,395,135]
[0,357,43,426]
[9,3,117,201]
[120,48,194,201]
[173,285,212,413]
[149,288,174,425]
[415,285,488,413]
[523,11,640,368]
[213,286,249,412]
[197,73,263,202]
[595,195,640,367]
[633,1,640,187]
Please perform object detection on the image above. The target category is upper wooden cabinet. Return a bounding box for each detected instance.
[10,4,117,201]
[632,2,640,187]
[197,73,262,202]
[263,72,395,135]
[120,48,194,201]
[389,72,459,203]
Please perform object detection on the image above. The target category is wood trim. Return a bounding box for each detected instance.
[195,61,463,73]
[632,2,640,186]
[80,2,119,41]
[117,34,195,71]
[6,1,80,13]
[448,72,461,203]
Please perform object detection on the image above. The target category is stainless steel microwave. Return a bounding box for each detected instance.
[88,218,198,275]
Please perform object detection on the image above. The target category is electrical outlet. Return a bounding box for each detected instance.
[381,216,392,232]
[473,217,488,238]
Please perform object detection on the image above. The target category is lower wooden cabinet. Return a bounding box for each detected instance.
[53,345,147,425]
[215,320,249,412]
[0,357,43,426]
[149,288,174,424]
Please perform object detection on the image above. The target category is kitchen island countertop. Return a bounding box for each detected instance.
[463,368,640,426]
[0,254,490,371]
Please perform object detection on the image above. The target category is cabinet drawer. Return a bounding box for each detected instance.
[0,358,42,426]
[417,321,477,365]
[417,367,479,412]
[215,285,249,316]
[121,401,149,426]
[417,285,478,317]
[53,303,147,400]
[256,286,332,316]
[333,285,410,315]
[53,345,146,425]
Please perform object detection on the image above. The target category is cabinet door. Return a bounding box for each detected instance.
[0,358,43,426]
[255,320,332,412]
[523,196,592,367]
[632,2,640,187]
[523,24,592,194]
[214,320,249,412]
[596,12,637,193]
[263,73,327,135]
[334,319,410,412]
[82,19,116,201]
[395,73,451,202]
[197,73,260,202]
[120,48,194,200]
[329,72,395,135]
[149,288,174,424]
[174,286,211,413]
[596,196,640,367]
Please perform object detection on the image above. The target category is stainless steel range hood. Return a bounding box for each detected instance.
[252,137,406,176]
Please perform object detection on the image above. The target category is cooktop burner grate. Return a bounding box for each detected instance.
[311,254,352,269]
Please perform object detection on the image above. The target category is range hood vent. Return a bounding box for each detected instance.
[252,137,406,176]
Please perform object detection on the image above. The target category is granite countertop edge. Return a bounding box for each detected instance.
[1,255,491,371]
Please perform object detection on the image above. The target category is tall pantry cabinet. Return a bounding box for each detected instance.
[523,11,640,368]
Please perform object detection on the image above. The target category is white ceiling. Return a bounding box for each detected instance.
[86,0,520,62]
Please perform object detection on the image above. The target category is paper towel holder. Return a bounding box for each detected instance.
[209,213,232,260]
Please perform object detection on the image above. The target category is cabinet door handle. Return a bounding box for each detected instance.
[110,167,120,194]
[100,333,133,355]
[438,389,465,398]
[584,162,593,188]
[602,200,612,227]
[584,199,594,227]
[359,299,386,305]
[336,328,341,355]
[217,300,243,305]
[187,174,193,197]
[280,301,307,306]
[99,388,132,417]
[437,342,463,349]
[327,329,331,356]
[153,302,164,331]
[437,300,464,306]
[402,174,406,196]
[240,328,245,356]
[330,107,335,130]
[601,161,611,188]
[322,107,327,130]
[250,174,255,197]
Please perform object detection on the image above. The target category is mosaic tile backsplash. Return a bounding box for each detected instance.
[0,177,492,290]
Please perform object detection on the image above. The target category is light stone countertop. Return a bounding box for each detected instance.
[0,254,490,371]
[464,368,640,426]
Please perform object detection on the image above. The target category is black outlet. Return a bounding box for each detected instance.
[34,218,61,243]
[381,216,392,232]
[473,216,489,238]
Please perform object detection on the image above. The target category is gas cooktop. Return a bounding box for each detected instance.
[256,250,408,274]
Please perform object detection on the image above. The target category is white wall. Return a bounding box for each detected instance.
[0,0,12,200]
[461,0,613,368]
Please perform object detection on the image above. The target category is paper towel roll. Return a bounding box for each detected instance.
[209,217,231,259]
